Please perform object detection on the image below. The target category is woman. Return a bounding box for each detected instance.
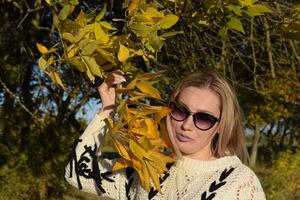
[65,69,266,200]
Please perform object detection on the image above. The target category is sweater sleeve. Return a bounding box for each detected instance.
[64,112,135,200]
[234,167,266,200]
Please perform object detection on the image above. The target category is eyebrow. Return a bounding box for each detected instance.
[176,99,218,116]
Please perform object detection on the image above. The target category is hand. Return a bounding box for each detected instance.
[98,70,126,116]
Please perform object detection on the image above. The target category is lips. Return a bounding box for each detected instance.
[176,133,192,142]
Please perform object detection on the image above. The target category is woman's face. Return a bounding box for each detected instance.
[170,86,221,160]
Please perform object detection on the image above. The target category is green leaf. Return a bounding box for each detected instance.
[81,40,100,56]
[239,0,257,7]
[98,49,117,65]
[96,3,106,21]
[69,0,79,5]
[159,31,184,38]
[130,23,154,36]
[143,7,164,18]
[58,5,74,21]
[227,17,245,34]
[68,57,86,72]
[157,14,179,29]
[246,4,272,17]
[149,32,163,51]
[219,27,228,40]
[226,5,242,16]
[100,21,118,31]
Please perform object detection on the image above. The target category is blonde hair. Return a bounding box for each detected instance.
[169,68,249,163]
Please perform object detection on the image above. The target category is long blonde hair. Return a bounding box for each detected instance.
[169,68,249,163]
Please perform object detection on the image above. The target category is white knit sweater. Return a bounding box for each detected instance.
[65,113,266,200]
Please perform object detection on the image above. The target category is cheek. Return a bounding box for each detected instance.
[171,120,181,132]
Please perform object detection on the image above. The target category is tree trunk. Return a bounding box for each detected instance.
[250,124,260,167]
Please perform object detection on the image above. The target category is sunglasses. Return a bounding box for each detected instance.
[169,102,219,131]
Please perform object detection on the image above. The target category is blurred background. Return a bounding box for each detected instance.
[0,0,299,199]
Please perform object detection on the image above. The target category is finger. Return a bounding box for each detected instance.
[106,74,126,85]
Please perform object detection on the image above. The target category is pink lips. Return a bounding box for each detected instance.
[176,133,192,142]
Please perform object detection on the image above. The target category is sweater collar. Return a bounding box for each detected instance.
[175,155,241,174]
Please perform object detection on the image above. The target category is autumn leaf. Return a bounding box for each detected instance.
[36,43,49,54]
[114,140,131,160]
[136,81,161,99]
[128,0,140,16]
[157,14,179,29]
[117,44,129,64]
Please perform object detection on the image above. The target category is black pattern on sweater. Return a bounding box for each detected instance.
[201,167,235,200]
[67,139,114,194]
[148,162,174,200]
[125,167,135,200]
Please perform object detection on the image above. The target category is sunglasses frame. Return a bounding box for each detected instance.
[169,101,219,131]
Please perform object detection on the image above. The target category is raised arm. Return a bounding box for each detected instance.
[64,71,135,199]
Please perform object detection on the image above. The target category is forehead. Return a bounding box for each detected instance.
[177,86,221,114]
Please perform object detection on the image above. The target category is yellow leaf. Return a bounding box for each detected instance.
[54,72,65,89]
[132,156,143,169]
[94,22,110,44]
[81,40,99,56]
[82,56,103,78]
[148,151,174,167]
[136,81,161,99]
[141,161,150,191]
[67,45,78,58]
[38,57,47,70]
[48,71,65,89]
[114,140,131,160]
[157,14,179,29]
[68,56,86,72]
[136,161,150,191]
[75,10,86,26]
[145,161,161,193]
[47,56,55,66]
[100,21,118,31]
[62,32,76,43]
[126,78,137,90]
[85,64,95,83]
[144,118,159,139]
[129,139,152,161]
[112,158,130,171]
[36,43,49,54]
[128,0,140,16]
[117,44,130,64]
[138,137,154,150]
[143,7,164,18]
[155,106,170,123]
[45,0,51,5]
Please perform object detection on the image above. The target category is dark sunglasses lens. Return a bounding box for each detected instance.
[194,113,217,130]
[170,104,187,121]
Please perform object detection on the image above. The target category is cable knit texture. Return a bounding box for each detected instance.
[65,113,266,200]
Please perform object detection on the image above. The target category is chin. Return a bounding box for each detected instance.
[176,141,195,155]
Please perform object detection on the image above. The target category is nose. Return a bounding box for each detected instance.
[181,115,194,130]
